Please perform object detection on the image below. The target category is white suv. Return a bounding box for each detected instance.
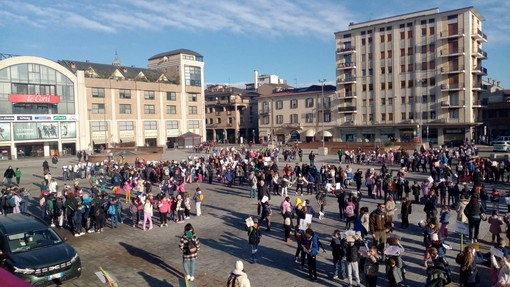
[493,141,510,152]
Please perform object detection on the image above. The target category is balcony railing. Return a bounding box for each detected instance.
[439,28,464,38]
[472,48,487,58]
[439,47,464,56]
[259,109,270,114]
[440,65,464,73]
[338,76,357,84]
[336,47,356,54]
[337,91,357,98]
[337,62,356,69]
[472,29,488,42]
[472,65,487,75]
[440,83,464,91]
[337,106,357,113]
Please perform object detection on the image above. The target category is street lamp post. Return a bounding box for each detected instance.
[319,79,326,154]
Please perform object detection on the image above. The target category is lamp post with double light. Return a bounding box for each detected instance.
[319,79,327,155]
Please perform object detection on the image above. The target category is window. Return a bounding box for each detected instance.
[166,105,176,114]
[305,98,314,108]
[91,121,107,132]
[119,89,131,99]
[305,113,314,123]
[119,104,131,114]
[400,31,405,40]
[166,92,176,101]
[290,114,298,123]
[388,98,393,105]
[380,51,385,59]
[144,121,157,130]
[408,64,413,72]
[324,112,331,122]
[388,50,392,58]
[430,95,436,102]
[408,47,413,55]
[422,112,428,120]
[400,80,405,88]
[380,35,385,42]
[188,120,199,129]
[381,98,386,105]
[276,115,283,124]
[217,118,222,124]
[184,65,202,86]
[144,90,155,100]
[408,80,414,88]
[323,97,331,108]
[381,114,386,121]
[166,120,178,129]
[430,111,436,120]
[144,104,155,114]
[401,97,406,104]
[429,27,435,35]
[275,100,283,109]
[388,82,392,89]
[92,88,105,98]
[450,110,459,119]
[400,65,405,73]
[188,93,198,102]
[381,67,386,74]
[407,30,413,38]
[400,48,405,57]
[422,28,427,36]
[188,106,198,114]
[388,66,393,74]
[388,113,393,121]
[92,103,105,114]
[422,95,428,103]
[290,99,298,109]
[382,83,386,89]
[401,112,406,120]
[262,115,269,125]
[387,34,392,41]
[119,121,133,131]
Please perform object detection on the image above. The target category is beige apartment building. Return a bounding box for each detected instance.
[204,85,259,144]
[258,84,337,144]
[60,49,206,150]
[334,7,487,144]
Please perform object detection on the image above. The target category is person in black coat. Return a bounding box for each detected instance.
[257,180,270,215]
[464,195,484,243]
[330,230,346,279]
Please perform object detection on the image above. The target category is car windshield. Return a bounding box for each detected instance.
[7,228,62,253]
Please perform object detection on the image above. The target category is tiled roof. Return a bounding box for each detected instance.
[148,49,202,61]
[58,60,164,82]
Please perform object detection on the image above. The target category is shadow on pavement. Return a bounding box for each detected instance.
[138,271,174,287]
[119,242,183,279]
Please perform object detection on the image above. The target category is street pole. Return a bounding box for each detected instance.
[319,79,326,153]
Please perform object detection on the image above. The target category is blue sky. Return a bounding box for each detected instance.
[1,0,509,88]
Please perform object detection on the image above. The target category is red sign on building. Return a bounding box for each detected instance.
[9,94,60,104]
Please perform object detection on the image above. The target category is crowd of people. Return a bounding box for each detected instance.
[3,141,510,286]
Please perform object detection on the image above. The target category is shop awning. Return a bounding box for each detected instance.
[316,130,333,137]
[303,129,315,137]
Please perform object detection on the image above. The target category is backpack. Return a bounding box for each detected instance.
[7,196,16,207]
[199,193,204,201]
[226,273,240,287]
[345,204,354,217]
[107,204,116,215]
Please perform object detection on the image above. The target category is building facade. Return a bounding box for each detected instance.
[0,49,206,159]
[204,85,258,144]
[258,85,337,144]
[334,7,487,144]
[0,56,80,159]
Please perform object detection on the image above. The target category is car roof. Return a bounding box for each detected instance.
[0,213,48,235]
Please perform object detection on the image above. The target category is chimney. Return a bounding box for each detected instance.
[254,69,259,90]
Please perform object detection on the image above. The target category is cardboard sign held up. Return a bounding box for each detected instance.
[261,196,269,203]
[455,221,469,235]
[245,217,254,228]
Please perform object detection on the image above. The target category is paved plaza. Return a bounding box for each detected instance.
[0,146,504,287]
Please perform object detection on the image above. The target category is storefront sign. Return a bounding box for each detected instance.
[0,116,15,121]
[13,122,59,140]
[119,130,135,140]
[9,94,60,104]
[0,123,11,141]
[144,130,158,137]
[167,129,179,137]
[60,122,76,138]
[53,116,66,120]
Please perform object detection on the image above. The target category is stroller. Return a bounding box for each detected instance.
[425,264,451,287]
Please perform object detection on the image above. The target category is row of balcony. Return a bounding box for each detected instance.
[472,65,488,75]
[336,47,356,54]
[471,29,488,42]
[472,48,488,59]
[337,62,356,69]
[438,28,464,39]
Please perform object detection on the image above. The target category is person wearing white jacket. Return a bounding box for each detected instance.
[227,261,251,287]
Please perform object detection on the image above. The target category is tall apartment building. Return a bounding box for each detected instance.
[334,7,487,144]
[204,85,258,144]
[258,84,336,144]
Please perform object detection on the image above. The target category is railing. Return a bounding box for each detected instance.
[338,106,357,112]
[337,91,356,98]
[338,76,356,83]
[440,65,464,73]
[336,47,356,53]
[337,62,356,69]
[439,28,464,37]
[440,83,463,90]
[440,47,464,55]
[259,109,270,114]
[476,48,487,58]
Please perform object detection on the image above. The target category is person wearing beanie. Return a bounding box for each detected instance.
[226,260,251,287]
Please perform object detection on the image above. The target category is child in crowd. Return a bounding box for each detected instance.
[439,205,451,239]
[489,210,504,243]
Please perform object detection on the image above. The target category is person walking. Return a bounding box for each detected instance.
[464,195,485,243]
[193,187,203,216]
[226,260,251,287]
[179,223,200,282]
[248,220,262,263]
[3,166,15,186]
[142,197,153,231]
[14,168,21,185]
[304,228,319,281]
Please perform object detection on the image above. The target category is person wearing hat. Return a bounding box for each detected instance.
[226,260,251,287]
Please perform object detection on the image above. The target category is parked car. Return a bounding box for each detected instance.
[493,141,510,152]
[286,139,302,146]
[0,213,81,286]
[490,136,510,146]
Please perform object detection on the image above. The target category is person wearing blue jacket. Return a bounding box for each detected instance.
[305,228,319,281]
